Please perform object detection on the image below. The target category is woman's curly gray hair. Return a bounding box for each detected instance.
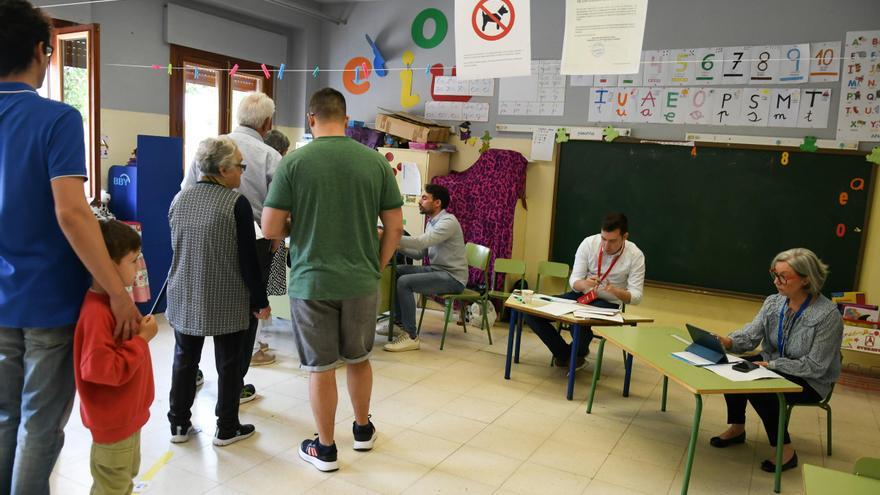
[195,136,239,176]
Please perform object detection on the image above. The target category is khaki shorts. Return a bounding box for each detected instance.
[290,291,378,372]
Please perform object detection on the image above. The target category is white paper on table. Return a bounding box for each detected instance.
[809,41,841,83]
[672,351,744,366]
[533,302,579,317]
[749,45,781,84]
[777,43,810,84]
[573,311,624,323]
[693,47,723,85]
[571,305,619,316]
[721,46,749,85]
[741,88,771,127]
[570,75,594,86]
[454,0,531,80]
[530,126,556,161]
[399,162,422,196]
[769,88,800,128]
[709,87,743,126]
[797,88,832,128]
[706,363,783,382]
[462,102,490,122]
[560,0,648,75]
[533,294,580,304]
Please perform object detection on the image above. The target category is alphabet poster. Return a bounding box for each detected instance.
[837,30,880,142]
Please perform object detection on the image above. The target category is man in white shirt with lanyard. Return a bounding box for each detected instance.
[524,213,646,370]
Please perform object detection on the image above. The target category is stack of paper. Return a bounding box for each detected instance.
[671,352,783,381]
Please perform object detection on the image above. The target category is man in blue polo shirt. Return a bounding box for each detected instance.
[0,2,141,493]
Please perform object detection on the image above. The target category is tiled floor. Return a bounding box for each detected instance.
[50,311,880,494]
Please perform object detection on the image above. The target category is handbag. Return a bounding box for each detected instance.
[266,244,288,295]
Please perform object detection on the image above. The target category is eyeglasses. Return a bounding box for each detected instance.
[44,44,54,58]
[769,270,796,284]
[237,163,248,172]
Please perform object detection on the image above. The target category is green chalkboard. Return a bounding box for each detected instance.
[551,140,875,297]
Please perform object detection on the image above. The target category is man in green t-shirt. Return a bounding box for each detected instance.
[262,88,403,472]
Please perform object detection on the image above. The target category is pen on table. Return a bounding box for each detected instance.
[537,296,554,302]
[670,334,691,345]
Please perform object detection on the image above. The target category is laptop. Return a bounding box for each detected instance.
[685,324,729,364]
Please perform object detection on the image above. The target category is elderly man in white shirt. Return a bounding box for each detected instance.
[523,213,646,370]
[180,92,282,396]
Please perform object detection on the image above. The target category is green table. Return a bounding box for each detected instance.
[803,464,880,494]
[587,326,802,495]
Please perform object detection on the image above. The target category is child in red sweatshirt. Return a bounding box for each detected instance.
[74,220,158,495]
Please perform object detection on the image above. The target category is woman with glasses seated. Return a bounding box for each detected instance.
[711,248,842,473]
[166,136,269,447]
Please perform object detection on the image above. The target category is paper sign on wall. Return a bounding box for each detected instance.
[643,50,670,87]
[661,88,686,124]
[797,88,831,129]
[498,60,566,116]
[560,0,648,75]
[530,126,556,161]
[425,101,491,122]
[749,45,780,84]
[837,30,880,141]
[741,88,770,127]
[769,88,800,128]
[778,43,810,83]
[434,76,495,96]
[721,46,749,84]
[669,49,697,86]
[587,87,617,122]
[809,41,841,83]
[594,74,619,87]
[455,0,532,79]
[683,87,712,125]
[635,87,663,123]
[694,47,723,84]
[710,88,743,126]
[613,87,639,122]
[400,162,422,196]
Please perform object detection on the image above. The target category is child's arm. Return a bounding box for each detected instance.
[79,312,151,387]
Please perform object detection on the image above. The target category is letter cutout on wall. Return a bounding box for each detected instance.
[343,57,372,94]
[412,8,448,49]
[399,51,420,109]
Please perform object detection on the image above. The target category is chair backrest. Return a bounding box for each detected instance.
[491,258,526,291]
[853,457,880,480]
[536,261,570,293]
[466,243,492,289]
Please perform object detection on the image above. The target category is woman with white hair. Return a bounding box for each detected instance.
[166,136,270,447]
[711,248,843,473]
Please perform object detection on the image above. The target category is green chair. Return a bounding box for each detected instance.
[785,353,841,456]
[854,457,880,480]
[487,258,527,303]
[535,261,570,294]
[416,242,493,350]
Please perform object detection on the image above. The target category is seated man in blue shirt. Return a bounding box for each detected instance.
[382,184,468,352]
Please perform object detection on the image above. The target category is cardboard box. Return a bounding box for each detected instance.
[375,109,450,144]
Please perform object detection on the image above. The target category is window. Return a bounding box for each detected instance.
[169,45,274,168]
[40,22,101,198]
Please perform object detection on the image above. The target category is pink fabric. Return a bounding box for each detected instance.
[433,149,527,289]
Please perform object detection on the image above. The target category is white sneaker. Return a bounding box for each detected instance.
[376,320,404,337]
[383,333,420,352]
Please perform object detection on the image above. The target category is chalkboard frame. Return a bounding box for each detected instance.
[550,137,875,300]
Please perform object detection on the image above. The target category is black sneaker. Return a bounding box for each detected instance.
[239,384,257,404]
[196,369,204,388]
[170,424,195,444]
[299,436,339,472]
[213,424,256,446]
[352,417,376,451]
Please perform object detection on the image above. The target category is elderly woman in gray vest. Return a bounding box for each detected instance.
[166,136,270,447]
[711,248,842,473]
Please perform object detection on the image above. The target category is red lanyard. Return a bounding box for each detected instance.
[597,243,624,284]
